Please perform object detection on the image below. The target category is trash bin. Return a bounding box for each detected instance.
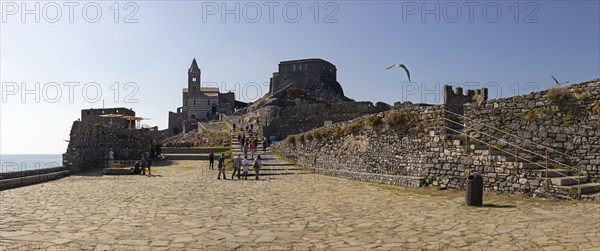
[466,172,483,206]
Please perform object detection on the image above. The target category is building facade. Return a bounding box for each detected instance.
[168,58,236,135]
[81,107,135,129]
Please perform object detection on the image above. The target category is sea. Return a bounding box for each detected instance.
[0,154,63,173]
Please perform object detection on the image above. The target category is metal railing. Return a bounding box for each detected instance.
[439,110,583,199]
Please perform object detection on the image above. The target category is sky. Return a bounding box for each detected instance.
[1,0,599,154]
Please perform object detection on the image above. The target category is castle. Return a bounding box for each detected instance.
[168,58,236,135]
[269,58,350,102]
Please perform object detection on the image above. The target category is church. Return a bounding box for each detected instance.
[168,58,236,135]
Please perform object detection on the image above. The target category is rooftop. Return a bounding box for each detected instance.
[279,58,333,65]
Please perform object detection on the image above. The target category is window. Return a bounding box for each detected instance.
[305,64,308,70]
[193,100,196,105]
[192,77,197,82]
[193,86,196,91]
[208,100,210,105]
[293,65,296,71]
[298,64,302,71]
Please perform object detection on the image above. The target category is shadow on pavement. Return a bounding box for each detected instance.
[480,203,516,208]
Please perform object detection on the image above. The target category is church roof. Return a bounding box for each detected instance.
[189,58,200,72]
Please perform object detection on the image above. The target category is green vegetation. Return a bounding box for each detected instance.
[367,115,383,129]
[544,87,572,109]
[385,110,420,130]
[571,87,593,102]
[281,109,428,147]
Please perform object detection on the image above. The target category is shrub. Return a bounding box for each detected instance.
[283,136,296,146]
[367,115,383,129]
[385,110,420,130]
[571,87,593,102]
[344,121,364,136]
[593,100,600,116]
[544,87,572,109]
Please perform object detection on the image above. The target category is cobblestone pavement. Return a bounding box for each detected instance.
[1,159,599,250]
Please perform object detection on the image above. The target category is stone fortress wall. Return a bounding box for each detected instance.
[273,79,600,197]
[63,121,156,171]
[269,58,349,102]
[252,101,390,140]
[464,79,600,176]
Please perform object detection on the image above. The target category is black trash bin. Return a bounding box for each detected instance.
[466,172,483,206]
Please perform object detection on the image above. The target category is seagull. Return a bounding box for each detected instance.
[386,64,411,82]
[551,75,569,86]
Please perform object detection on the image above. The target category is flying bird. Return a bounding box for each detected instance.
[386,64,411,82]
[551,75,569,86]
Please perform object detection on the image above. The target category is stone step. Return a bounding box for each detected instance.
[233,171,310,177]
[581,191,600,201]
[165,154,228,161]
[535,169,573,178]
[577,183,600,195]
[494,155,518,162]
[473,149,503,156]
[0,170,70,191]
[161,147,229,154]
[504,162,543,170]
[551,176,588,186]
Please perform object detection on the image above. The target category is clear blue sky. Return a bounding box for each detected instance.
[1,1,599,154]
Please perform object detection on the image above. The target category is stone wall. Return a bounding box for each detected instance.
[63,121,155,171]
[464,79,600,177]
[272,80,600,197]
[271,104,575,197]
[248,101,390,140]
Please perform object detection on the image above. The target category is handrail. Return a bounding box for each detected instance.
[441,116,582,198]
[443,109,579,161]
[443,117,575,170]
[443,126,547,170]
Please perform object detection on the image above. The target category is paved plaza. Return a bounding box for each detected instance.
[1,157,599,250]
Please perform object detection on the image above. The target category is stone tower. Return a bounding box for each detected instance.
[188,58,201,95]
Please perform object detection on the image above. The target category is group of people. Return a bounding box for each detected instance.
[213,153,262,180]
[107,148,154,175]
[135,153,153,175]
[237,133,269,159]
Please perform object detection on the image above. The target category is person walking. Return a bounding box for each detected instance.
[139,154,148,175]
[108,148,114,168]
[231,154,242,179]
[208,151,215,169]
[262,138,268,152]
[241,156,250,180]
[145,153,152,175]
[249,140,255,159]
[243,142,249,157]
[253,154,262,180]
[217,153,226,180]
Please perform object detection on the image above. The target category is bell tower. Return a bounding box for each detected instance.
[188,58,201,96]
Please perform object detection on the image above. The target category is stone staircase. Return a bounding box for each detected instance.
[162,147,229,160]
[447,132,600,200]
[229,131,311,177]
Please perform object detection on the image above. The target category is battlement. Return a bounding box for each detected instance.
[444,85,488,105]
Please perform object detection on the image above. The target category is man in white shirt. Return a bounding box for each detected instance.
[241,156,250,180]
